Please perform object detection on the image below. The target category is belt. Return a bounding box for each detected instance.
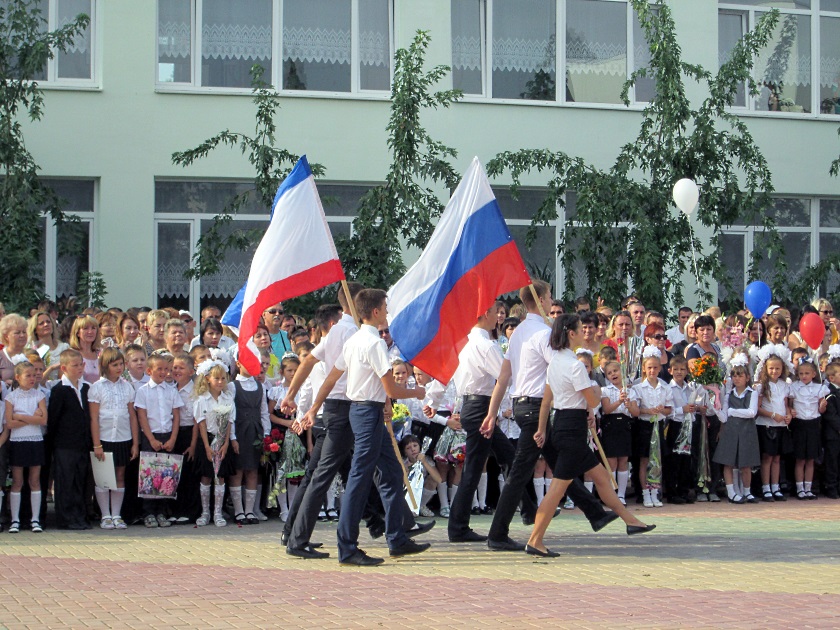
[513,396,542,406]
[353,400,386,408]
[462,394,491,403]
[324,399,352,409]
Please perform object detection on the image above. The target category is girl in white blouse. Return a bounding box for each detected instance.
[89,348,139,529]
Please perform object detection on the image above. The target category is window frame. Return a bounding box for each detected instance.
[155,0,395,97]
[39,0,101,90]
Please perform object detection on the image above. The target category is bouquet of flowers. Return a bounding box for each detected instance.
[209,403,233,479]
[138,451,183,499]
[690,354,724,411]
[616,337,642,387]
[256,428,285,466]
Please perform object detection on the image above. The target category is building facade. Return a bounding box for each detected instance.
[23,0,840,313]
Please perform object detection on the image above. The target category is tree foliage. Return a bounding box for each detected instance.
[489,2,783,313]
[0,0,89,312]
[337,30,462,289]
[172,64,325,281]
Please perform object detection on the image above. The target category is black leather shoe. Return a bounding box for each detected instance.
[591,511,620,533]
[449,529,487,543]
[286,545,330,559]
[487,537,525,552]
[368,524,385,539]
[521,515,535,526]
[525,544,560,558]
[340,550,384,566]
[626,524,656,536]
[471,506,481,515]
[407,519,436,538]
[280,532,289,546]
[389,539,431,557]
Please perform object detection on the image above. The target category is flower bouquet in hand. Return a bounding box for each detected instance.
[391,402,411,439]
[209,404,233,479]
[256,428,285,466]
[690,354,724,411]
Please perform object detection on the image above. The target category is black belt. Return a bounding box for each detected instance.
[513,396,542,406]
[324,399,352,409]
[462,394,491,403]
[353,400,385,408]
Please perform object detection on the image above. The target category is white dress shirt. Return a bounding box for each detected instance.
[335,324,392,403]
[602,382,639,416]
[88,377,136,442]
[6,387,46,441]
[790,380,829,421]
[507,314,554,398]
[452,327,504,397]
[755,380,791,427]
[176,380,196,427]
[716,386,759,424]
[547,348,592,410]
[134,379,184,433]
[665,325,685,346]
[668,379,699,422]
[312,313,358,401]
[128,373,150,392]
[631,378,674,421]
[194,390,236,436]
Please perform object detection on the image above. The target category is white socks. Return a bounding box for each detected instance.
[244,489,257,515]
[477,472,488,509]
[95,486,111,518]
[617,471,629,500]
[533,477,546,505]
[771,483,781,494]
[804,481,812,493]
[498,472,506,494]
[110,488,125,518]
[30,491,41,523]
[10,492,21,523]
[726,483,736,500]
[421,488,435,509]
[437,482,449,509]
[230,485,243,515]
[448,484,459,505]
[199,483,211,517]
[584,481,594,493]
[214,484,226,522]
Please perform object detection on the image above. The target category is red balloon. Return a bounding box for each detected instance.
[799,313,826,350]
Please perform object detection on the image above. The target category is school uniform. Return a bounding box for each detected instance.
[172,379,201,520]
[665,380,698,500]
[821,383,840,497]
[234,376,270,471]
[6,388,47,467]
[713,386,760,469]
[193,390,236,479]
[48,376,91,529]
[755,381,793,456]
[601,382,637,459]
[789,380,828,460]
[631,378,673,458]
[88,377,135,467]
[411,378,453,458]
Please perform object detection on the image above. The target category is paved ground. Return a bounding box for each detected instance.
[1,500,839,629]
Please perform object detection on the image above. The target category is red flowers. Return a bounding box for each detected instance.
[269,442,280,453]
[270,428,282,440]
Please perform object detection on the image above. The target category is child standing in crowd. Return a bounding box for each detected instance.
[124,344,149,391]
[5,359,47,533]
[822,363,840,499]
[789,358,828,499]
[401,433,442,517]
[754,347,794,502]
[89,348,138,529]
[631,348,673,508]
[269,354,307,521]
[134,353,183,528]
[665,355,698,504]
[600,360,638,506]
[48,349,92,530]
[194,360,236,527]
[171,352,200,522]
[712,358,760,503]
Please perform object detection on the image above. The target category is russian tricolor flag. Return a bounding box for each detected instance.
[236,155,345,376]
[388,157,531,384]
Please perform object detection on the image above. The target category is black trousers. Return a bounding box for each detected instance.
[283,424,327,538]
[288,401,354,549]
[448,398,517,539]
[172,427,201,520]
[823,438,840,493]
[489,400,607,540]
[53,448,89,528]
[140,432,173,517]
[665,419,693,498]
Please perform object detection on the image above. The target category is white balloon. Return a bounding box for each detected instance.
[673,178,699,216]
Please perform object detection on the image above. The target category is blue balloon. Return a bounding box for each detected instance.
[744,281,772,317]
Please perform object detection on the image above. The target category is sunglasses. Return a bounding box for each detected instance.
[650,334,668,341]
[181,317,194,323]
[820,310,834,315]
[379,328,390,336]
[266,309,284,315]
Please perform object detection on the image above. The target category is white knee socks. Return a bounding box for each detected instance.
[244,488,257,516]
[213,484,226,521]
[110,488,125,518]
[95,486,111,518]
[448,484,459,505]
[437,482,449,509]
[199,483,211,521]
[617,471,629,500]
[533,477,545,505]
[477,472,488,509]
[230,485,243,516]
[10,492,21,523]
[421,488,435,509]
[30,491,41,523]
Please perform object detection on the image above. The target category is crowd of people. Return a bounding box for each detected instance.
[0,286,837,562]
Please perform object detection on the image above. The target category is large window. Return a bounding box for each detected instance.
[718,196,840,306]
[157,0,393,92]
[719,1,840,116]
[154,180,366,314]
[33,0,97,85]
[450,0,653,104]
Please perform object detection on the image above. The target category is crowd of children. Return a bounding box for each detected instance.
[0,292,838,536]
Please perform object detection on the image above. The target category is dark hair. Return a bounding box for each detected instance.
[694,315,715,331]
[337,281,364,311]
[579,311,598,327]
[574,296,590,307]
[355,289,387,321]
[678,306,693,315]
[399,433,420,453]
[549,314,580,351]
[502,316,520,333]
[200,317,224,340]
[315,304,343,332]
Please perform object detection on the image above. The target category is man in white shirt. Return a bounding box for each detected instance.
[484,282,616,550]
[300,289,427,566]
[666,306,692,346]
[377,323,402,362]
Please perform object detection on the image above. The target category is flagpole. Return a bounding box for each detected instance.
[529,283,617,490]
[341,278,416,509]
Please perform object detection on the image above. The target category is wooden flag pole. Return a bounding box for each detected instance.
[529,283,617,490]
[340,279,416,509]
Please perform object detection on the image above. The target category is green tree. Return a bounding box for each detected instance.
[0,0,89,312]
[488,2,782,313]
[337,30,462,289]
[172,64,325,281]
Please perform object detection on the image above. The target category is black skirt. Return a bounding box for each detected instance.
[9,440,45,467]
[235,417,263,471]
[790,418,821,460]
[757,425,793,457]
[634,418,665,458]
[600,414,632,458]
[549,409,599,480]
[196,432,235,479]
[102,440,133,467]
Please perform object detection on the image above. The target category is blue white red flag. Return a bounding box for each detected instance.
[235,155,345,375]
[388,157,531,384]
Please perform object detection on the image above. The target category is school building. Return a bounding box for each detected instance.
[24,0,840,314]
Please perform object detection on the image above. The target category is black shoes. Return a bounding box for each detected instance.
[340,549,384,566]
[525,544,560,558]
[487,537,525,552]
[626,524,656,536]
[280,531,289,546]
[389,539,431,557]
[286,545,330,559]
[591,512,619,533]
[449,529,487,543]
[407,520,436,538]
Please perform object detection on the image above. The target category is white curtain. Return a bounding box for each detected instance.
[202,0,272,61]
[492,0,555,73]
[283,0,351,65]
[566,0,626,77]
